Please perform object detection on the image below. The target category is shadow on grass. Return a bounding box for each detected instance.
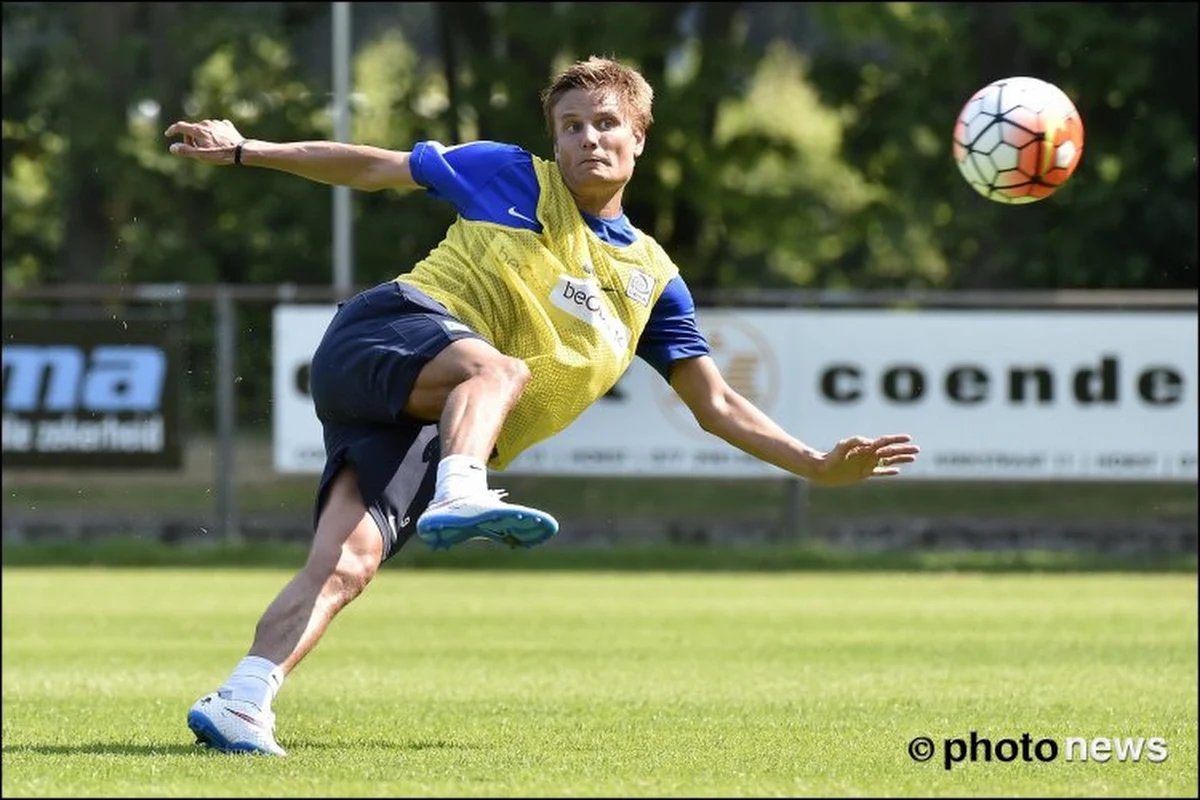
[1,738,474,757]
[2,742,206,757]
[287,738,477,751]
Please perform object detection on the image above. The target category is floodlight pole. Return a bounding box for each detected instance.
[332,2,353,296]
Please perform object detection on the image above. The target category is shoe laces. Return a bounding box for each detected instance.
[429,488,510,510]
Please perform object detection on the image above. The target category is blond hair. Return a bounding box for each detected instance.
[540,56,655,139]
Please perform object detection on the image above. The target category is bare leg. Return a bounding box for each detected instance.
[246,464,383,674]
[404,338,530,460]
[401,337,553,549]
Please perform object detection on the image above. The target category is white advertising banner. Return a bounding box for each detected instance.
[273,305,337,473]
[770,309,1197,482]
[272,306,1197,481]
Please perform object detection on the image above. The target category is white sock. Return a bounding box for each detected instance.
[220,656,285,711]
[433,454,488,503]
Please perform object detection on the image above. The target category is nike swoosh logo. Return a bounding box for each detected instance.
[506,206,538,225]
[227,709,270,730]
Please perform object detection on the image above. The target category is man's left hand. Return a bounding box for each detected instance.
[811,434,920,487]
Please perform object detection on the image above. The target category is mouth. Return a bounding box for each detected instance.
[581,157,608,166]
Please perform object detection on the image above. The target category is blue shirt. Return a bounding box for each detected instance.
[408,140,711,381]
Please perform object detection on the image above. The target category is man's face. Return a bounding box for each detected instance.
[552,89,645,196]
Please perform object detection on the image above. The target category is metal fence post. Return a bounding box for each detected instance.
[214,286,240,542]
[781,477,811,543]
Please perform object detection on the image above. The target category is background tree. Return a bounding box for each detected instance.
[3,2,1195,426]
[4,2,1195,293]
[806,1,1198,289]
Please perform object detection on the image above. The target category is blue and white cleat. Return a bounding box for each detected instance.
[416,489,559,551]
[187,690,287,756]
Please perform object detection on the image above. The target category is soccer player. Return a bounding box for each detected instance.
[166,56,920,756]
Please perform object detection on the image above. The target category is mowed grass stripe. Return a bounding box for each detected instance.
[3,570,1196,797]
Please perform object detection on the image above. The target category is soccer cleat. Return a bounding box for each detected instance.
[416,489,559,551]
[187,690,287,756]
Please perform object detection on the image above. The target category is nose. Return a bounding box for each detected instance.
[579,123,601,148]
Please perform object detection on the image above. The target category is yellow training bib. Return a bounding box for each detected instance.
[398,155,679,469]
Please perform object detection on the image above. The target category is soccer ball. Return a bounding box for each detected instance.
[953,76,1085,204]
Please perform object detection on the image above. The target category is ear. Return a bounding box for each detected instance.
[632,129,646,158]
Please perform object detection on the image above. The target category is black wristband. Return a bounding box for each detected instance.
[234,141,245,166]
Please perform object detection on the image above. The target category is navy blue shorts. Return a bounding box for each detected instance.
[308,280,484,560]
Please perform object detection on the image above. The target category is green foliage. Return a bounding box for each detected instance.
[2,3,1195,425]
[3,2,1195,292]
[808,2,1198,289]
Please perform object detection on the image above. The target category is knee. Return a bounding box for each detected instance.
[305,541,379,602]
[333,546,378,599]
[499,355,531,395]
[476,353,530,400]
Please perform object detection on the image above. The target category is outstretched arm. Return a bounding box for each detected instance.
[669,355,920,487]
[164,118,418,192]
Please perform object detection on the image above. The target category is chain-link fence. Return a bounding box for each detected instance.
[3,284,1196,555]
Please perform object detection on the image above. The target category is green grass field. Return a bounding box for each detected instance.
[2,569,1197,797]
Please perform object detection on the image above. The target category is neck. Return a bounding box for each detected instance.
[557,163,626,218]
[571,186,625,219]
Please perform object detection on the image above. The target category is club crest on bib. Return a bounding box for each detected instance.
[625,268,654,307]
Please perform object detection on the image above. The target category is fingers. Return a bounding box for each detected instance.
[833,435,873,456]
[871,436,919,468]
[164,121,200,137]
[869,435,920,477]
[166,121,201,159]
[165,119,221,146]
[823,433,920,480]
[165,118,244,164]
[865,436,919,456]
[871,433,913,447]
[834,435,919,457]
[874,443,921,459]
[875,454,917,467]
